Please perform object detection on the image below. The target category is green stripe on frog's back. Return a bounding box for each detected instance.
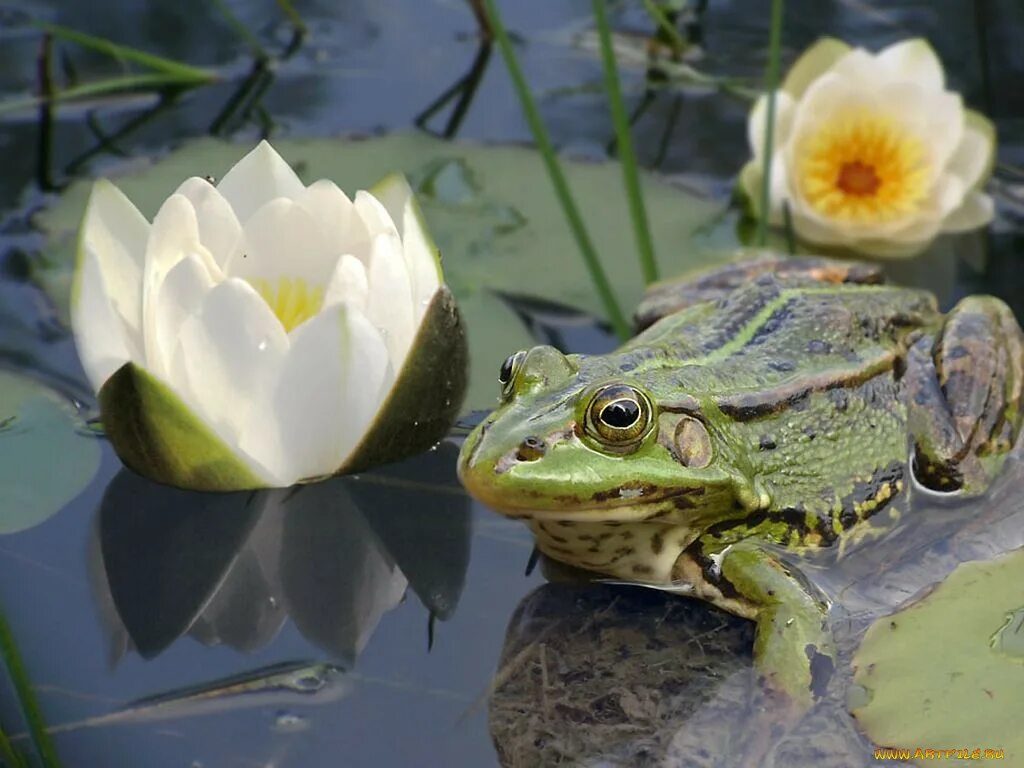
[621,284,937,379]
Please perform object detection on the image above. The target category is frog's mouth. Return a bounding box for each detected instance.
[463,483,708,524]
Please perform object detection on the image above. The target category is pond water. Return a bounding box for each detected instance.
[2,1,1024,766]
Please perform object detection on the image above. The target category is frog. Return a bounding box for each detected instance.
[457,253,1024,711]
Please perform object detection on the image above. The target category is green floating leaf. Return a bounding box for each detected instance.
[0,371,100,534]
[32,134,722,411]
[851,549,1024,764]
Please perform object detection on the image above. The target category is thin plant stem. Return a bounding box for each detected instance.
[0,727,26,768]
[593,0,659,284]
[639,0,686,54]
[209,0,269,62]
[34,22,215,84]
[0,609,60,767]
[275,0,308,36]
[482,0,630,339]
[36,33,54,191]
[756,0,784,247]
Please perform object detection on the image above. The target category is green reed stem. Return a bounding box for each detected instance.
[482,0,630,339]
[0,609,59,767]
[593,0,659,285]
[0,726,26,768]
[640,0,686,53]
[756,0,784,247]
[34,22,215,84]
[210,0,269,61]
[275,0,308,35]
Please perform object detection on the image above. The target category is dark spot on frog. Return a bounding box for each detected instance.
[838,505,858,530]
[828,389,849,412]
[768,359,795,373]
[807,339,832,354]
[946,345,969,360]
[759,435,777,451]
[619,360,638,372]
[632,563,654,576]
[650,531,664,554]
[806,644,835,699]
[802,426,816,441]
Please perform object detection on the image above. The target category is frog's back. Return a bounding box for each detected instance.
[618,274,940,545]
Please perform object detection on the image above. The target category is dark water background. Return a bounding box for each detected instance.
[1,1,1024,766]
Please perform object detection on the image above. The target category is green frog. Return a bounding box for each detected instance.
[458,254,1024,708]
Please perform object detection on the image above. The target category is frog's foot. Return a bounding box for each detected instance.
[677,538,836,710]
[634,251,883,330]
[905,295,1024,494]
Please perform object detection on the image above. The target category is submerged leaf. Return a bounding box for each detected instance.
[0,371,100,533]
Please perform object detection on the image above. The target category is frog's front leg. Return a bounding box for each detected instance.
[905,295,1024,494]
[677,535,834,710]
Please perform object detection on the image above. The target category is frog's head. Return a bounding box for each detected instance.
[458,346,764,526]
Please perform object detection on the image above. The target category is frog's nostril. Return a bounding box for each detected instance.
[516,436,546,462]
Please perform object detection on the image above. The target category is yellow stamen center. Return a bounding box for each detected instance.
[797,111,930,223]
[248,277,324,333]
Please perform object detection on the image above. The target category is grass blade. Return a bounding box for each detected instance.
[482,0,630,339]
[593,0,659,284]
[640,0,686,54]
[756,0,784,247]
[0,74,200,117]
[209,0,269,61]
[34,22,216,84]
[0,608,60,767]
[275,0,308,36]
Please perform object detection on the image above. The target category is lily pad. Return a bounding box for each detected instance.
[32,134,721,410]
[850,549,1024,764]
[0,370,101,533]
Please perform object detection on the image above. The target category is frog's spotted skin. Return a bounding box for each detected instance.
[458,254,1024,709]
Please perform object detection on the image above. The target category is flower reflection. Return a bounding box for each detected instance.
[91,443,470,665]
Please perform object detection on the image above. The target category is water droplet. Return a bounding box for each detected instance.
[258,340,268,351]
[268,596,278,607]
[273,711,309,733]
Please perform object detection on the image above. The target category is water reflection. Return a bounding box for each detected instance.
[484,451,1024,767]
[93,442,470,667]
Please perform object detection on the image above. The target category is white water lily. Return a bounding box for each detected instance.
[73,141,466,491]
[739,38,996,257]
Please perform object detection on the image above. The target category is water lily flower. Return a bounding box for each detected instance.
[73,141,466,491]
[739,38,996,257]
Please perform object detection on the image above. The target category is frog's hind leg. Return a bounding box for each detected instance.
[634,252,884,331]
[906,296,1024,494]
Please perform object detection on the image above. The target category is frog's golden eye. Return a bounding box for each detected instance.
[499,350,526,400]
[585,384,654,447]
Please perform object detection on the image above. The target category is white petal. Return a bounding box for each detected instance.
[176,279,289,462]
[173,177,241,271]
[828,48,893,88]
[941,191,994,233]
[295,180,373,264]
[151,254,216,378]
[216,141,306,224]
[877,39,944,91]
[240,303,392,485]
[72,246,133,392]
[224,198,340,287]
[946,125,992,190]
[142,195,221,375]
[353,190,401,240]
[79,179,149,345]
[781,37,851,98]
[369,175,443,313]
[323,254,369,312]
[747,91,795,158]
[365,232,415,371]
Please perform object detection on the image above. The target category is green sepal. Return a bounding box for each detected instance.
[340,285,468,474]
[99,362,267,491]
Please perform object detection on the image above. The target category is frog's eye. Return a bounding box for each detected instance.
[499,350,527,400]
[585,384,654,447]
